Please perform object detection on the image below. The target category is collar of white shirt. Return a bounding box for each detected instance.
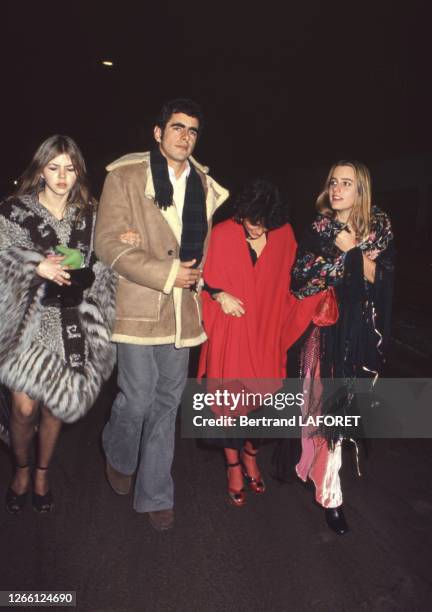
[168,161,191,184]
[167,161,190,221]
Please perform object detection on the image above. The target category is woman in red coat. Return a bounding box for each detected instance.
[198,179,298,506]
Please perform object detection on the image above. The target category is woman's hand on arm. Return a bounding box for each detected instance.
[362,254,376,283]
[36,255,71,286]
[335,226,377,280]
[215,292,245,317]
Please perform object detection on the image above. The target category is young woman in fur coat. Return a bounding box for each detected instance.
[0,135,116,514]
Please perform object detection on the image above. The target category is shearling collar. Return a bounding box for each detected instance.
[105,151,229,219]
[106,151,209,174]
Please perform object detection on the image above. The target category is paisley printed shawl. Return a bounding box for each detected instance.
[291,206,394,299]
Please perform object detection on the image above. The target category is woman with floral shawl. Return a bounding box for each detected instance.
[282,160,394,534]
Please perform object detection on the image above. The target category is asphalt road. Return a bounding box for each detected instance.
[0,349,431,612]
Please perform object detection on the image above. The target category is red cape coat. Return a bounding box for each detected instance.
[198,219,318,380]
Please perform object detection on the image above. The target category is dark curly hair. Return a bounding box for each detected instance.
[233,178,289,230]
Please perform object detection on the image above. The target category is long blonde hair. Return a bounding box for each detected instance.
[14,135,96,215]
[316,160,372,240]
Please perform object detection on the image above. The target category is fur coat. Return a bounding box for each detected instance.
[0,194,117,423]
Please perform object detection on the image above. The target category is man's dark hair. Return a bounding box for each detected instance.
[155,98,204,133]
[233,178,289,230]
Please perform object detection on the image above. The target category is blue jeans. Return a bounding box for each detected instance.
[102,343,190,512]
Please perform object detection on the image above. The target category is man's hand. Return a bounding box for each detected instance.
[335,227,357,252]
[174,259,202,288]
[215,292,245,317]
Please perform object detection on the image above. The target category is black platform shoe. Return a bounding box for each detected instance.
[325,505,349,535]
[5,464,30,515]
[32,466,54,513]
[6,488,29,514]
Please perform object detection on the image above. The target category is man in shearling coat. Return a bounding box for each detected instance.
[95,99,228,530]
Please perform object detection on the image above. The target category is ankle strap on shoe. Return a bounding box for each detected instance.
[242,447,258,457]
[226,461,241,468]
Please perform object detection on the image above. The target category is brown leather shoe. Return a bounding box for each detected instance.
[105,460,132,495]
[148,509,174,531]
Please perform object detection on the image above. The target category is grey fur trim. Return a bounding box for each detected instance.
[1,342,116,423]
[0,247,117,423]
[0,247,45,363]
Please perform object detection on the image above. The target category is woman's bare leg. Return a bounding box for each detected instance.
[224,447,243,491]
[242,440,261,480]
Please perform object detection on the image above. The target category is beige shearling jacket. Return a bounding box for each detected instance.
[94,152,228,347]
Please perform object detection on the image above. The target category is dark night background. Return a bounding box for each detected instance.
[3,0,431,364]
[1,3,432,610]
[2,0,431,187]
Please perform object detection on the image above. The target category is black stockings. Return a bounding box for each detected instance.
[9,392,61,495]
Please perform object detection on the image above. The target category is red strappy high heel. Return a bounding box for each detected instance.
[242,447,266,494]
[226,461,246,507]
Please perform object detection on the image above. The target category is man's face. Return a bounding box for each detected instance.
[154,112,199,165]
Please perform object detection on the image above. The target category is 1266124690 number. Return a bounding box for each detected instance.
[0,591,76,607]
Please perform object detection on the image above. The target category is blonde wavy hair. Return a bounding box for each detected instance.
[316,160,372,240]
